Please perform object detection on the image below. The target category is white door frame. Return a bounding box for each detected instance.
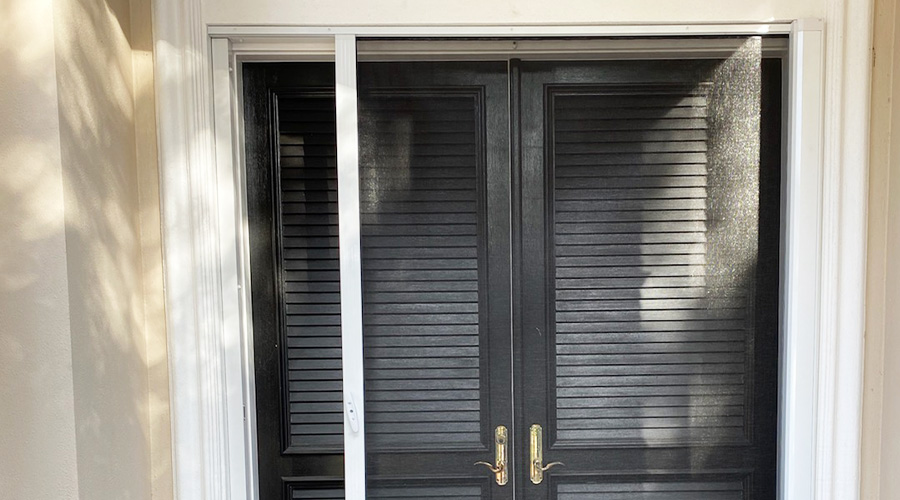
[152,6,872,499]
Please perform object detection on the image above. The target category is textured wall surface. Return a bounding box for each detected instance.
[130,0,174,496]
[0,0,169,498]
[52,0,151,498]
[864,0,900,497]
[0,1,81,497]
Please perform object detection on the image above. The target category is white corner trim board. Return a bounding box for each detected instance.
[153,0,232,499]
[815,0,874,498]
[153,3,870,498]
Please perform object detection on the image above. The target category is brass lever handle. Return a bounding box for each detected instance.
[530,424,564,484]
[536,461,564,473]
[474,461,504,474]
[474,425,508,486]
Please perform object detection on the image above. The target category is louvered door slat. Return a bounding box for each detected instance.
[275,95,344,452]
[360,91,485,450]
[550,86,760,446]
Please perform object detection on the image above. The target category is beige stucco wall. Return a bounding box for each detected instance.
[0,0,170,498]
[864,0,900,497]
[0,0,81,497]
[53,0,155,498]
[129,0,174,496]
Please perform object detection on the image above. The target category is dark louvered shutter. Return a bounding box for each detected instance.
[359,92,485,449]
[277,94,344,451]
[551,87,753,444]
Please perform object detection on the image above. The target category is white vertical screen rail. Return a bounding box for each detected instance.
[335,34,368,499]
[780,19,825,500]
[211,37,254,500]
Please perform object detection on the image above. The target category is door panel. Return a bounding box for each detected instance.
[361,91,485,449]
[357,62,512,498]
[551,86,748,446]
[516,54,780,499]
[554,478,746,500]
[244,63,346,500]
[286,480,492,500]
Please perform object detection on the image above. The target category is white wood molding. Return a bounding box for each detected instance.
[208,23,794,37]
[153,0,235,498]
[816,0,874,498]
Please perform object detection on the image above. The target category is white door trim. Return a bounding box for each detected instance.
[207,23,794,37]
[815,0,873,498]
[153,7,870,499]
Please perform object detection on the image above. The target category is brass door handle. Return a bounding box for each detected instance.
[530,424,564,484]
[474,425,508,486]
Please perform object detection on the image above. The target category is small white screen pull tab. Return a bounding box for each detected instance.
[345,394,360,433]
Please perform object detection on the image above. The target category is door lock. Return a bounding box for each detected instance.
[474,425,508,486]
[530,424,563,484]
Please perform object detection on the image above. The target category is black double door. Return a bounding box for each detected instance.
[247,55,781,499]
[358,57,780,500]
